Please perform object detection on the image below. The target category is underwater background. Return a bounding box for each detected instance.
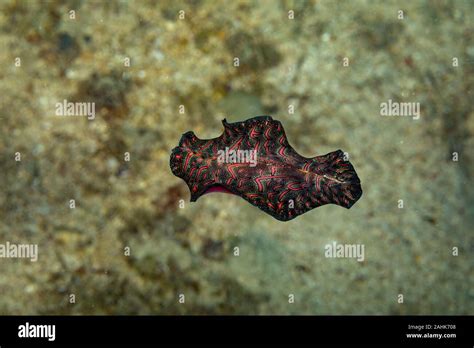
[0,0,473,314]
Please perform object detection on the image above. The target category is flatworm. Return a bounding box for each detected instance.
[170,116,362,221]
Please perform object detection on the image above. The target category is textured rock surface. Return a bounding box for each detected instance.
[0,0,472,314]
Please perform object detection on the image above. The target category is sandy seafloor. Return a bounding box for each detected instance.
[0,0,472,314]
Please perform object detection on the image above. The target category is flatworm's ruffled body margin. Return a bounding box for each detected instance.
[170,116,362,221]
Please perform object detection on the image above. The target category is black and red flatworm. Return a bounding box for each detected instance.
[170,116,362,221]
